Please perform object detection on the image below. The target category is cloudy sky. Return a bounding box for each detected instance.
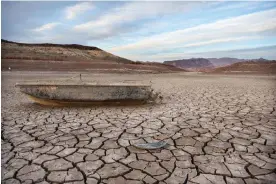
[2,1,276,61]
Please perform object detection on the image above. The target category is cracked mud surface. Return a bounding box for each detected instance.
[2,72,276,184]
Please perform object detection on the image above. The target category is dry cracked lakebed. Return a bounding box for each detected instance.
[1,72,276,184]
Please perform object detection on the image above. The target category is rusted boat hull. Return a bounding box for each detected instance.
[16,83,152,106]
[27,95,147,106]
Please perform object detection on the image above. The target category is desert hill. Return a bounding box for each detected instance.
[1,39,132,64]
[1,39,184,73]
[207,57,269,67]
[210,61,276,74]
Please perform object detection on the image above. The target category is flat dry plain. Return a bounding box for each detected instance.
[1,71,276,184]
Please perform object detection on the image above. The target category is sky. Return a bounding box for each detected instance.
[2,1,276,61]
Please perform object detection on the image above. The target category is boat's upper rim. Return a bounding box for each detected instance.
[15,83,151,87]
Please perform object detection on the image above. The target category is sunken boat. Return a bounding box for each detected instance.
[16,82,154,106]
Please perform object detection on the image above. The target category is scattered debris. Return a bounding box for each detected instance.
[148,89,163,103]
[133,141,168,150]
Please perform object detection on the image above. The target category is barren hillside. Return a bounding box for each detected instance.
[1,39,184,73]
[1,39,132,63]
[210,61,276,74]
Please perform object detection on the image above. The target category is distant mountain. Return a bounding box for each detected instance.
[208,57,270,67]
[164,58,214,70]
[164,57,271,69]
[210,61,276,74]
[1,39,184,73]
[207,57,245,67]
[249,57,269,62]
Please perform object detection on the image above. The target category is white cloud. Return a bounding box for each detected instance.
[33,22,60,32]
[177,37,252,48]
[65,2,94,20]
[73,2,203,32]
[109,8,276,53]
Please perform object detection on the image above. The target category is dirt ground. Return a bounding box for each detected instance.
[1,71,276,184]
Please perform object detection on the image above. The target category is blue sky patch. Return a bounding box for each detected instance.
[2,1,276,61]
